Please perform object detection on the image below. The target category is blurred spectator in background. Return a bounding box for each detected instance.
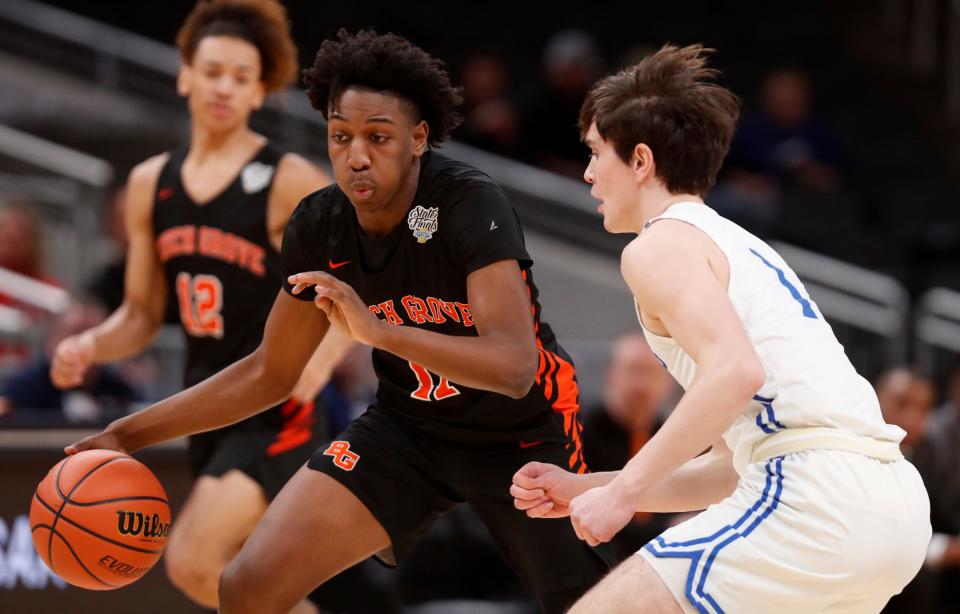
[521,29,605,177]
[581,333,679,561]
[911,362,960,613]
[85,185,129,312]
[0,297,139,420]
[712,67,847,236]
[318,343,377,437]
[876,366,934,455]
[0,201,63,368]
[0,201,61,311]
[458,51,521,157]
[875,366,939,613]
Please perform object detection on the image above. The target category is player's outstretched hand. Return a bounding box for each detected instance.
[288,271,385,346]
[65,427,127,456]
[50,333,95,389]
[568,484,634,547]
[511,461,585,519]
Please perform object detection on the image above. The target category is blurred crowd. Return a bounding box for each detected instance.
[455,30,851,248]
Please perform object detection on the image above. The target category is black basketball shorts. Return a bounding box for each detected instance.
[306,406,613,614]
[188,398,325,500]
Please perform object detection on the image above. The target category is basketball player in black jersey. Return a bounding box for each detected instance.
[50,2,348,611]
[67,30,612,613]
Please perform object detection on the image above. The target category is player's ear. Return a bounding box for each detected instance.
[411,120,429,157]
[632,143,655,183]
[176,65,191,97]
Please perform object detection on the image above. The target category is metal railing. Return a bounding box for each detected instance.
[915,287,960,375]
[770,241,910,378]
[0,123,113,287]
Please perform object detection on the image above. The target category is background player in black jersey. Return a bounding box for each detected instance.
[49,2,349,611]
[66,29,611,613]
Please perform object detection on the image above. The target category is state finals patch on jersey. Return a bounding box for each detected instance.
[407,205,439,243]
[241,161,275,194]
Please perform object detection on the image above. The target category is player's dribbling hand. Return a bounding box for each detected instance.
[288,271,384,346]
[511,461,583,519]
[568,484,634,547]
[50,333,95,389]
[65,427,127,456]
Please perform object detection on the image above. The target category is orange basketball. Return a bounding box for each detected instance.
[29,449,171,590]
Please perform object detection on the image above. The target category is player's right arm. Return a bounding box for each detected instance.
[512,439,738,518]
[66,291,329,454]
[50,156,170,388]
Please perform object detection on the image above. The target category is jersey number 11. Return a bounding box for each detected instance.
[408,361,461,401]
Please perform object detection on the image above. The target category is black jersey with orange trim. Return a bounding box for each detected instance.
[153,143,284,392]
[281,151,586,467]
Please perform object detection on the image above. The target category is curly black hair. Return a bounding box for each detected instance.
[303,29,464,147]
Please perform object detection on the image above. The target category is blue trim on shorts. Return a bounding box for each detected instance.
[644,457,785,614]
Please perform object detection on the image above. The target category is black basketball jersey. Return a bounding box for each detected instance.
[281,152,585,457]
[153,143,284,390]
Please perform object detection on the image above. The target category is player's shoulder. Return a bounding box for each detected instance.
[622,220,712,273]
[128,152,170,189]
[275,152,328,182]
[288,182,349,228]
[424,152,502,200]
[124,153,171,221]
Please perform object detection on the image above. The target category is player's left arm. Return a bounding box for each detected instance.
[568,221,765,546]
[268,153,346,403]
[288,259,539,399]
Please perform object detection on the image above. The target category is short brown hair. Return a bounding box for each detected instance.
[579,44,740,196]
[176,0,298,93]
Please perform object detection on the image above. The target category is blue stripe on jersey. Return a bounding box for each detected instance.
[749,248,818,319]
[644,457,786,614]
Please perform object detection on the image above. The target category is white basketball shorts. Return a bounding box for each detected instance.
[639,450,931,614]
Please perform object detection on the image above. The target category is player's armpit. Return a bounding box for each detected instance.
[621,224,764,391]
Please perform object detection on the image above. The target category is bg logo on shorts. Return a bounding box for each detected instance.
[323,441,360,471]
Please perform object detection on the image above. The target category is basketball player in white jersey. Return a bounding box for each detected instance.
[511,44,931,613]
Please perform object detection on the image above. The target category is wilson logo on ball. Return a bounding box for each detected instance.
[115,511,170,539]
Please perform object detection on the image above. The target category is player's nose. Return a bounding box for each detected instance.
[347,140,371,170]
[583,161,595,185]
[213,74,234,94]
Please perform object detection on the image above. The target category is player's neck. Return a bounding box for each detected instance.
[355,157,422,239]
[635,192,704,230]
[188,122,258,162]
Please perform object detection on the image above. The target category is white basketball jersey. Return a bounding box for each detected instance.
[637,202,904,473]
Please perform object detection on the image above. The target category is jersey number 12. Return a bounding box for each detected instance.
[176,272,225,338]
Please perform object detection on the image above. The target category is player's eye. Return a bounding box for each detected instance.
[370,134,390,144]
[331,133,349,143]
